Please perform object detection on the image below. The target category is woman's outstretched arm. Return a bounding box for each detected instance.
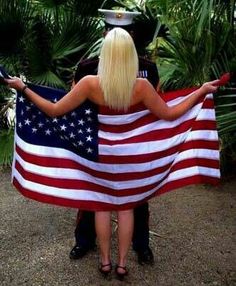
[140,79,219,121]
[5,76,93,117]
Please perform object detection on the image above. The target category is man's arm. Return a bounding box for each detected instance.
[138,57,160,91]
[148,61,160,92]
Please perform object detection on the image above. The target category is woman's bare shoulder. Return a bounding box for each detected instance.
[79,75,99,84]
[132,78,149,104]
[134,78,151,96]
[135,78,151,91]
[74,75,99,92]
[80,75,104,104]
[136,77,149,85]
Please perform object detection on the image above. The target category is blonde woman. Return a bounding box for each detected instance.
[6,27,219,280]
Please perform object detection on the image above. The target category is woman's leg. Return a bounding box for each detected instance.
[117,209,134,272]
[95,211,112,269]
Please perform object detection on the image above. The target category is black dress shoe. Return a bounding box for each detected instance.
[136,246,154,265]
[69,244,96,260]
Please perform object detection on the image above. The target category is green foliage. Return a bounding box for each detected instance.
[115,0,165,55]
[0,0,105,88]
[0,0,34,76]
[156,0,236,89]
[219,133,236,176]
[214,87,236,174]
[215,89,236,135]
[0,129,14,167]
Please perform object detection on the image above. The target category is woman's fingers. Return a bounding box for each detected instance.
[211,79,221,86]
[4,77,24,90]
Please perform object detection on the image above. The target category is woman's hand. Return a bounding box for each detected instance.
[5,77,26,91]
[200,79,220,95]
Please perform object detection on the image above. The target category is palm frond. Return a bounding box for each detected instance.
[0,0,35,73]
[215,89,236,135]
[156,0,235,89]
[0,129,14,167]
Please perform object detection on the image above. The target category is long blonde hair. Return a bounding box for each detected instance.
[98,27,138,111]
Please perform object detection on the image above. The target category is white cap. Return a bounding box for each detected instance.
[98,9,141,26]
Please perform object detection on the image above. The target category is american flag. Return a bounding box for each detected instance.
[12,84,220,211]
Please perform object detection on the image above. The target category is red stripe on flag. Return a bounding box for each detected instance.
[160,87,198,102]
[16,139,219,168]
[100,113,160,133]
[13,173,219,211]
[99,103,146,115]
[202,98,215,108]
[99,119,216,145]
[191,120,217,131]
[15,153,219,196]
[99,140,219,164]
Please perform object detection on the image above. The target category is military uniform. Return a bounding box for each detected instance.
[71,56,159,263]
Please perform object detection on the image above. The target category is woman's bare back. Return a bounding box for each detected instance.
[87,75,145,108]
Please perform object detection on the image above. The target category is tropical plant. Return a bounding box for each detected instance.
[154,0,236,89]
[0,0,107,89]
[214,85,236,175]
[0,0,116,166]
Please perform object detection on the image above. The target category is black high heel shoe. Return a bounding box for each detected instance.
[98,262,112,277]
[115,265,128,281]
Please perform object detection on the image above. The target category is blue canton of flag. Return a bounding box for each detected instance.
[16,83,99,161]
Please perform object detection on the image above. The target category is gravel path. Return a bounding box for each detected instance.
[0,169,235,286]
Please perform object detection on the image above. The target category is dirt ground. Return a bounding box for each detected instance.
[0,168,235,286]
